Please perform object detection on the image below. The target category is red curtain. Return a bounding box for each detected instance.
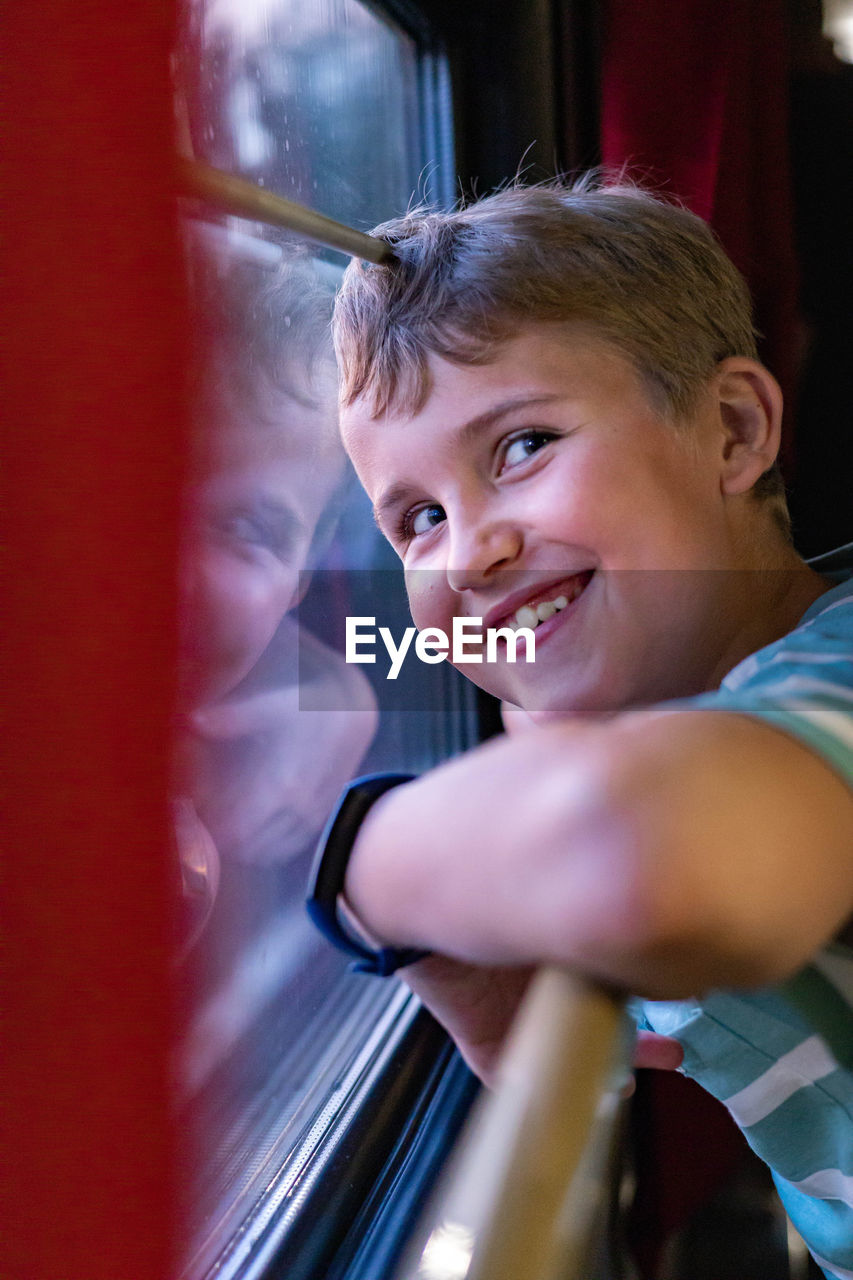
[601,0,800,472]
[600,5,802,1271]
[3,1,189,1276]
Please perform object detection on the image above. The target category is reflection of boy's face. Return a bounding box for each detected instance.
[342,325,746,720]
[180,387,341,708]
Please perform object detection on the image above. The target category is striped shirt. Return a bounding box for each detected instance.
[639,546,853,1279]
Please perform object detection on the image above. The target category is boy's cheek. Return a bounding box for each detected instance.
[179,551,299,703]
[404,589,523,700]
[404,575,453,634]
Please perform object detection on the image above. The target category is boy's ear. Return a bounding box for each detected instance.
[714,358,783,496]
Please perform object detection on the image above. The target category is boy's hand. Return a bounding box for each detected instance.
[403,953,683,1086]
[633,1030,684,1071]
[402,955,535,1087]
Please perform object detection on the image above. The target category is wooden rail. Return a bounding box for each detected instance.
[398,969,632,1280]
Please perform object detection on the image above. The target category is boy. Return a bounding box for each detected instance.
[325,181,853,1276]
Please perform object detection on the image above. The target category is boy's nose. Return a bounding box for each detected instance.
[446,519,523,593]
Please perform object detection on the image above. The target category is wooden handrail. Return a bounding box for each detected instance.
[398,969,632,1280]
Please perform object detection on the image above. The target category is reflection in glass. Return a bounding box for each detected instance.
[173,230,386,1277]
[176,230,377,871]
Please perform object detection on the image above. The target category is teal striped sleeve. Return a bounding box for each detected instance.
[640,564,853,1278]
[680,577,853,791]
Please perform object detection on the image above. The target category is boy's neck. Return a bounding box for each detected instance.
[709,545,833,689]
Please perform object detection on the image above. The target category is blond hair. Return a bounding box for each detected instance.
[333,178,788,523]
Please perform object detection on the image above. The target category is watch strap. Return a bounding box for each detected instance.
[306,772,429,975]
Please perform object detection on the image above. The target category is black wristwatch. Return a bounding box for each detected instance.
[306,772,431,976]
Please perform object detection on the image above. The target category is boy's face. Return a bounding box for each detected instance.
[179,385,341,708]
[341,325,746,720]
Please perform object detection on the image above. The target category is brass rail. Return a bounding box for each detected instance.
[398,969,631,1280]
[176,157,395,264]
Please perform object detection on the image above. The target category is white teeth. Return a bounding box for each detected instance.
[513,584,583,630]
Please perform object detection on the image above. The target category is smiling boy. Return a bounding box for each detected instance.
[324,181,853,1275]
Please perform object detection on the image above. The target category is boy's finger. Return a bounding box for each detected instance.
[632,1030,684,1071]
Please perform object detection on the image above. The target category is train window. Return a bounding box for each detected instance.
[176,0,448,225]
[172,2,478,1277]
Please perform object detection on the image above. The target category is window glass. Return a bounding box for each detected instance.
[173,4,471,1276]
[177,0,422,228]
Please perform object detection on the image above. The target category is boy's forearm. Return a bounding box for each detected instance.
[344,719,690,991]
[346,723,641,973]
[345,712,853,997]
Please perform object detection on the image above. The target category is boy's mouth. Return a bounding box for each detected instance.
[486,570,594,633]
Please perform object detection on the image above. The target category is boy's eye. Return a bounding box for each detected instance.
[502,430,555,469]
[224,515,266,542]
[212,512,294,559]
[216,514,273,548]
[409,503,446,537]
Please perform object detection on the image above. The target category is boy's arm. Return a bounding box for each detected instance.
[345,710,853,999]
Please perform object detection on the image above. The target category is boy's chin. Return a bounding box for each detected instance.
[475,671,628,723]
[463,671,590,723]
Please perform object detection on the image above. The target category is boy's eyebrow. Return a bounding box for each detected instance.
[373,393,563,531]
[214,492,307,543]
[455,393,563,448]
